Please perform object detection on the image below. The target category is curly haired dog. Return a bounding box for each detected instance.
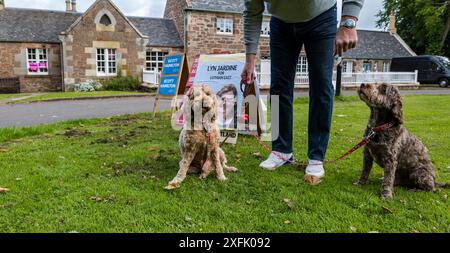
[165,85,238,190]
[356,83,448,199]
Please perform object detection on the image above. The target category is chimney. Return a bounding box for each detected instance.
[389,13,397,34]
[0,0,5,11]
[66,0,71,12]
[71,0,77,12]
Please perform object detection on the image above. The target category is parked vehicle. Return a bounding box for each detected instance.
[391,56,450,87]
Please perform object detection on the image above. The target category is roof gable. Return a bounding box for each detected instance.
[64,0,146,38]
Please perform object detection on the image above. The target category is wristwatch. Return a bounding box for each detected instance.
[340,19,357,29]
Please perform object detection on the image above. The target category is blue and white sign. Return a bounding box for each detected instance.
[162,55,183,75]
[159,75,179,96]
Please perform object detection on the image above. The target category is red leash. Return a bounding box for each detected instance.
[239,78,393,166]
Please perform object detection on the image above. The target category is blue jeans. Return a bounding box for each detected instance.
[270,5,337,161]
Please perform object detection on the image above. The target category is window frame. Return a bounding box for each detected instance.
[343,61,353,74]
[216,17,233,35]
[26,48,49,75]
[145,51,168,72]
[96,48,117,77]
[296,56,309,76]
[261,21,270,37]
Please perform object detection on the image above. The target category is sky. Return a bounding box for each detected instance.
[4,0,385,30]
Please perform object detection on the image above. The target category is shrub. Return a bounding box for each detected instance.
[74,80,103,92]
[101,76,142,91]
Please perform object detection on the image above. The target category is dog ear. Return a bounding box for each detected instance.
[388,85,403,124]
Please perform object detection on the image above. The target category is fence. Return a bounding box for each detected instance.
[142,69,161,87]
[144,69,419,89]
[0,77,20,93]
[257,70,419,88]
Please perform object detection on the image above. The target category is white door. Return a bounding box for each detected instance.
[260,60,271,87]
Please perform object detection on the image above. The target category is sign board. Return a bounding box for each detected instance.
[192,53,265,144]
[152,53,189,118]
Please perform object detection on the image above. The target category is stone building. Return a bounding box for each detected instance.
[0,0,183,92]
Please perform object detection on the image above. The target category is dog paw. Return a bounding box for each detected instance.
[199,174,208,180]
[164,182,180,190]
[226,167,239,173]
[353,180,368,186]
[381,190,393,200]
[217,175,228,182]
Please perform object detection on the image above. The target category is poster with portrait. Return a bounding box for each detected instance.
[192,53,266,144]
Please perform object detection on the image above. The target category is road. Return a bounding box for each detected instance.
[0,89,449,128]
[0,97,171,128]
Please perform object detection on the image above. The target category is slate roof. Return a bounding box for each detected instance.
[343,30,414,59]
[186,0,270,14]
[0,8,183,47]
[187,0,244,13]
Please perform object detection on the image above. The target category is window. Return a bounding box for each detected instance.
[27,48,48,75]
[363,61,371,72]
[342,61,353,74]
[217,18,233,35]
[100,14,112,26]
[146,51,168,72]
[96,48,117,76]
[382,62,390,72]
[261,21,270,37]
[296,56,309,76]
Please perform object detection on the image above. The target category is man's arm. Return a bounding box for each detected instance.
[243,0,265,55]
[242,0,265,83]
[335,0,365,56]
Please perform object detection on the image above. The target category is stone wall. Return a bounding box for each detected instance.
[60,0,148,90]
[164,0,187,42]
[0,42,62,92]
[185,10,270,65]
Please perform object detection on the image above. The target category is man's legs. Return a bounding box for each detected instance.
[260,17,302,170]
[270,17,302,154]
[303,6,337,165]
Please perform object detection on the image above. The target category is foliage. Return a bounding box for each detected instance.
[377,0,449,56]
[74,80,103,92]
[100,68,142,91]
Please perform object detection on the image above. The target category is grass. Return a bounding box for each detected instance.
[0,95,449,233]
[5,91,150,104]
[0,93,31,101]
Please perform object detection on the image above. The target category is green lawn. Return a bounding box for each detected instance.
[4,91,150,104]
[0,93,31,101]
[0,95,449,233]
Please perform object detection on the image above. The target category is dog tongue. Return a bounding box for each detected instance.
[304,175,321,186]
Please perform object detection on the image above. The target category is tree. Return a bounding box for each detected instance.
[377,0,449,57]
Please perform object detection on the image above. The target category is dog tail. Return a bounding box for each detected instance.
[436,182,450,189]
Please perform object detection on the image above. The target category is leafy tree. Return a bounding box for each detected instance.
[377,0,450,57]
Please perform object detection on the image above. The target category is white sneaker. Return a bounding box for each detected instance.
[305,160,325,178]
[259,152,293,171]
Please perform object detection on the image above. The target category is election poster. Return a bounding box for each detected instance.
[192,53,266,144]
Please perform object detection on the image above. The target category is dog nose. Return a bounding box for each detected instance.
[360,83,366,88]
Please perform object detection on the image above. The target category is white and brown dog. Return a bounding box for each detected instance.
[165,85,238,190]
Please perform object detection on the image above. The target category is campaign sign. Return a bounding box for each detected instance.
[162,55,182,75]
[193,53,251,144]
[159,76,179,96]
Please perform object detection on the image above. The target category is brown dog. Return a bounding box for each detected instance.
[165,85,238,190]
[356,83,447,199]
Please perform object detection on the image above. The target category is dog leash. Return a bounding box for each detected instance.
[250,123,392,167]
[239,78,394,167]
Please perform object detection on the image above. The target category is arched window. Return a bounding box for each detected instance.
[99,14,112,26]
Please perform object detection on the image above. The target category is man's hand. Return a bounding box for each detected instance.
[335,16,358,56]
[242,54,256,84]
